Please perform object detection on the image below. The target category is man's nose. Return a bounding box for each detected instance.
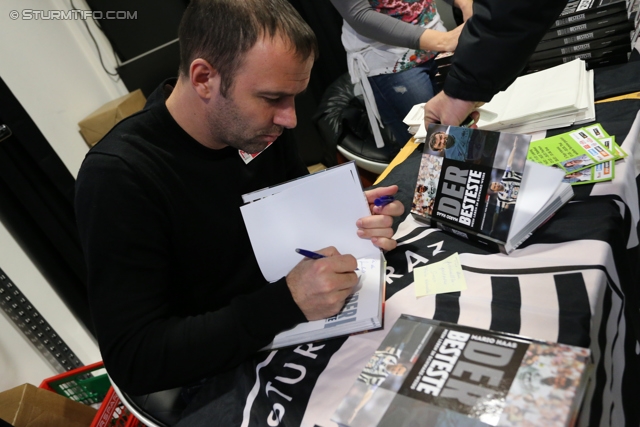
[274,98,297,129]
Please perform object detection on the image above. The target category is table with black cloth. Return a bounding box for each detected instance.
[177,55,640,427]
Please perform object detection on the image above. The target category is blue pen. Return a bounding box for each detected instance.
[296,248,361,273]
[374,195,394,207]
[295,248,326,259]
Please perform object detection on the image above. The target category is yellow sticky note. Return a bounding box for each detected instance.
[414,253,467,297]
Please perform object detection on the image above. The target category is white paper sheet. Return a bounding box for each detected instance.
[240,162,377,282]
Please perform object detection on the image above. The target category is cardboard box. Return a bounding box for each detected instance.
[78,89,146,147]
[0,383,96,427]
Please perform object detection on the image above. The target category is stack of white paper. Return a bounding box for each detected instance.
[402,59,595,140]
[476,59,595,133]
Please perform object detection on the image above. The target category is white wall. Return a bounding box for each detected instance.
[0,0,130,391]
[1,0,129,178]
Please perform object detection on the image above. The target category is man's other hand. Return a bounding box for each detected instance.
[359,185,404,251]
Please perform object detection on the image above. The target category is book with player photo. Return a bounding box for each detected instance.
[410,125,574,254]
[331,315,592,427]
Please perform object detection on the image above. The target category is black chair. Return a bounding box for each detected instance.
[109,378,186,427]
[313,73,399,175]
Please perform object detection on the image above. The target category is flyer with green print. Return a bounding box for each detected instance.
[527,123,619,174]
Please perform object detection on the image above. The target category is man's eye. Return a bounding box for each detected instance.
[264,97,281,103]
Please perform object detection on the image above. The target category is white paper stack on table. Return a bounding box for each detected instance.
[476,59,595,133]
[402,59,595,140]
[240,161,385,350]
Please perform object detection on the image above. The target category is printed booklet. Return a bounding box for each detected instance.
[240,162,385,350]
[527,123,625,185]
[332,315,591,427]
[410,124,573,254]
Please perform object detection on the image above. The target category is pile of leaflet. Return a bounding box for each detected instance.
[402,59,595,139]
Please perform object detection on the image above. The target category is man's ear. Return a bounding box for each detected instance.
[189,58,220,99]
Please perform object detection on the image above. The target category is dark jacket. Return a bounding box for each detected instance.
[444,0,567,102]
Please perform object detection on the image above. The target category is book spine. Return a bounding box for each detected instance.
[541,12,630,41]
[585,51,631,68]
[528,43,631,71]
[535,21,634,52]
[551,1,627,29]
[529,32,630,61]
[411,213,506,254]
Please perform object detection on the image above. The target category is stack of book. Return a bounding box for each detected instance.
[527,0,635,73]
[428,0,636,89]
[332,315,592,427]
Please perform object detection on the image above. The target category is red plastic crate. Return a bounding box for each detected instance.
[39,361,110,406]
[91,386,142,427]
[39,361,143,427]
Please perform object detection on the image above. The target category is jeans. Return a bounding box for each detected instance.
[368,60,438,150]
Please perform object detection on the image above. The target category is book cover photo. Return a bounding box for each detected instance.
[332,315,591,427]
[411,124,531,246]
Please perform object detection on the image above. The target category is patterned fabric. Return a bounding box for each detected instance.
[371,0,439,72]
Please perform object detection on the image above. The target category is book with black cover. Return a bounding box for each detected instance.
[551,0,627,29]
[528,43,631,71]
[529,32,630,62]
[332,314,592,427]
[410,124,573,254]
[534,20,634,51]
[541,12,630,41]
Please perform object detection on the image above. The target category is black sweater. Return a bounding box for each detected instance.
[75,81,308,395]
[444,0,567,102]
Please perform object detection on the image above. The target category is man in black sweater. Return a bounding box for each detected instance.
[74,0,403,399]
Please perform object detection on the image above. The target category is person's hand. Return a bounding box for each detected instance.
[423,91,482,127]
[286,247,359,321]
[419,25,464,52]
[454,0,473,22]
[358,185,404,251]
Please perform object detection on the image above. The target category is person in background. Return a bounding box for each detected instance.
[74,0,404,413]
[422,0,568,127]
[330,0,473,153]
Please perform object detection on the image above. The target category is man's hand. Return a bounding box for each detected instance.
[286,247,359,321]
[358,185,404,251]
[423,91,482,127]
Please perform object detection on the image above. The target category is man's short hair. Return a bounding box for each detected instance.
[178,0,319,96]
[428,132,455,151]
